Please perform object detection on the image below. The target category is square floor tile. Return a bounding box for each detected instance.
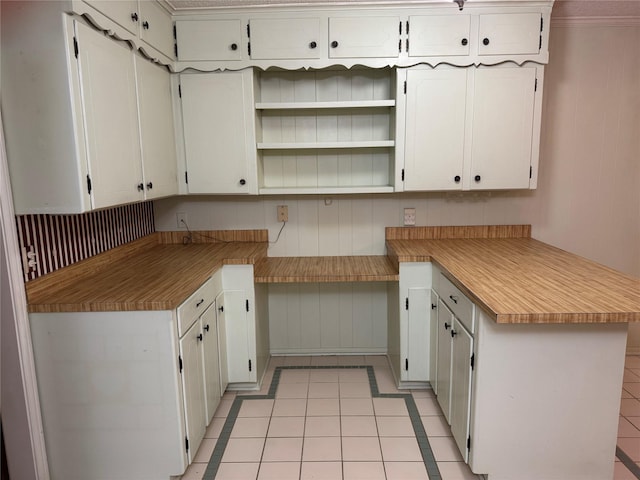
[436,461,479,480]
[340,398,374,416]
[342,436,382,461]
[238,399,274,418]
[429,436,464,462]
[365,355,391,366]
[276,382,309,399]
[308,382,339,399]
[619,417,640,438]
[215,462,260,480]
[620,399,640,417]
[213,399,234,418]
[340,382,372,398]
[384,461,429,480]
[268,416,305,437]
[624,370,640,383]
[626,357,640,369]
[341,415,378,437]
[257,462,301,480]
[307,398,340,416]
[204,417,225,438]
[193,437,216,463]
[414,397,444,416]
[613,460,638,480]
[624,382,640,398]
[309,369,340,383]
[380,437,423,461]
[618,437,640,461]
[376,415,415,436]
[339,369,369,383]
[262,437,303,462]
[310,356,339,366]
[304,416,341,437]
[221,438,265,462]
[302,436,342,461]
[300,461,343,480]
[273,398,307,417]
[283,356,312,366]
[180,462,207,480]
[421,415,452,437]
[280,370,311,383]
[343,461,386,480]
[373,397,408,416]
[231,416,270,438]
[338,355,366,365]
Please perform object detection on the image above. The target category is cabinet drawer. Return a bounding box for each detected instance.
[249,18,321,60]
[176,20,243,61]
[478,13,541,56]
[408,15,471,57]
[439,273,474,333]
[328,16,400,58]
[177,277,216,337]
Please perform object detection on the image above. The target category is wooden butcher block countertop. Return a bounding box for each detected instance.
[26,231,268,313]
[386,226,640,324]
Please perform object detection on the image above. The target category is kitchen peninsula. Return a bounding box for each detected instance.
[25,225,640,480]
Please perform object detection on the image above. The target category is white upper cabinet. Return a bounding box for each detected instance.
[408,15,471,57]
[328,16,400,59]
[83,0,139,34]
[249,17,322,60]
[138,0,175,59]
[179,70,257,194]
[478,13,542,56]
[175,19,243,61]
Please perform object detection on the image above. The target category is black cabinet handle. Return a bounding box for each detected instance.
[131,12,139,22]
[239,178,246,186]
[449,295,459,304]
[431,303,437,310]
[454,175,461,183]
[204,324,210,332]
[137,183,144,192]
[142,21,150,30]
[146,182,153,190]
[309,41,317,49]
[231,43,238,51]
[218,305,224,312]
[197,333,203,341]
[444,322,451,330]
[331,40,339,48]
[483,37,490,46]
[474,175,481,182]
[196,299,204,308]
[461,38,468,46]
[451,329,458,338]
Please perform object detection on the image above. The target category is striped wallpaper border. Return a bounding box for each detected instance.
[16,202,155,282]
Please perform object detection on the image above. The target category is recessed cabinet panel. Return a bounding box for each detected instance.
[75,21,144,209]
[329,16,400,58]
[176,19,243,61]
[430,289,439,393]
[408,15,471,57]
[250,18,322,60]
[403,67,467,191]
[407,287,430,381]
[469,66,536,190]
[83,0,139,35]
[450,318,473,463]
[437,299,454,422]
[201,304,221,424]
[478,13,541,56]
[139,0,175,59]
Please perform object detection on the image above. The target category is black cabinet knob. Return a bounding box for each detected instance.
[483,37,490,46]
[146,182,153,190]
[231,43,238,51]
[197,333,203,341]
[475,175,481,182]
[239,178,246,186]
[461,38,468,46]
[331,40,339,48]
[142,21,149,30]
[137,183,144,191]
[454,175,461,183]
[444,322,451,330]
[431,304,437,310]
[204,324,210,332]
[131,12,139,22]
[309,41,317,49]
[218,305,224,312]
[451,329,458,338]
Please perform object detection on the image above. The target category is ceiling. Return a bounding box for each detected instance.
[164,0,640,19]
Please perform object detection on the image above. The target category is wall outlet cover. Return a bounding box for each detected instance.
[277,205,289,223]
[403,208,416,226]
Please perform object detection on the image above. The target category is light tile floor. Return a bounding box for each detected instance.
[181,354,640,480]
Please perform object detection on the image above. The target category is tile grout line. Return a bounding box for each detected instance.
[202,364,442,480]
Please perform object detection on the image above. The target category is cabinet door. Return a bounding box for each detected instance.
[84,0,139,35]
[408,15,471,57]
[436,299,454,423]
[222,290,254,384]
[429,290,439,393]
[216,292,229,393]
[179,319,206,463]
[139,0,175,59]
[201,304,221,425]
[403,67,467,191]
[406,287,430,381]
[180,70,257,194]
[468,66,537,190]
[135,56,178,199]
[75,21,144,209]
[176,19,243,61]
[450,317,473,462]
[329,16,400,58]
[249,18,321,60]
[478,13,541,56]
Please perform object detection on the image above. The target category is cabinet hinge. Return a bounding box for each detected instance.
[399,21,402,35]
[246,299,250,312]
[405,358,409,371]
[406,21,409,34]
[86,175,92,195]
[248,359,252,372]
[403,80,407,94]
[534,78,538,92]
[467,436,471,450]
[179,355,183,373]
[406,39,409,53]
[398,39,402,53]
[401,169,405,181]
[405,297,409,310]
[178,84,182,98]
[185,171,188,184]
[539,35,542,52]
[529,166,533,179]
[73,36,79,58]
[246,24,250,37]
[174,42,178,58]
[185,436,189,452]
[471,353,475,370]
[248,43,251,56]
[173,24,177,40]
[540,16,544,32]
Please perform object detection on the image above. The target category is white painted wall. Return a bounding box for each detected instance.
[155,20,640,350]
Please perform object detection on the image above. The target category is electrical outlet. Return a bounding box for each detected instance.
[21,245,38,273]
[176,212,188,230]
[277,205,288,223]
[403,208,416,226]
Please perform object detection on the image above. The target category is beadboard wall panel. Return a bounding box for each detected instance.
[17,202,154,282]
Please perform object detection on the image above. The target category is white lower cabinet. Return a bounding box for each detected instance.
[436,298,454,421]
[202,303,222,424]
[450,317,473,462]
